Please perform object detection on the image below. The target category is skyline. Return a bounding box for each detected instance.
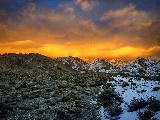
[0,0,160,59]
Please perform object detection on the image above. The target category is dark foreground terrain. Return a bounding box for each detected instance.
[0,71,107,120]
[0,53,160,120]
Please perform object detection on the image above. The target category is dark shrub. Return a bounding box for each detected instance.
[152,87,160,91]
[147,97,160,112]
[97,89,122,107]
[0,102,12,118]
[122,82,129,87]
[57,109,70,120]
[138,110,154,120]
[107,105,123,117]
[128,98,147,112]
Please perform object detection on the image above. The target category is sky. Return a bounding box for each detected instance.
[0,0,160,59]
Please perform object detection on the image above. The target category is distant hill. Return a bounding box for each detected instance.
[0,53,71,72]
[55,56,87,72]
[86,59,112,73]
[121,57,160,77]
[0,53,159,77]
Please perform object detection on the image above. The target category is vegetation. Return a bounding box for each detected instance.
[0,53,159,119]
[107,105,123,117]
[97,88,122,107]
[0,69,110,119]
[147,97,160,112]
[138,110,154,120]
[128,98,148,112]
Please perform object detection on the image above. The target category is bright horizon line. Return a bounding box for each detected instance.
[1,52,159,61]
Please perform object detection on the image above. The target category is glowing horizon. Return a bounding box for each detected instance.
[1,41,159,60]
[0,0,159,59]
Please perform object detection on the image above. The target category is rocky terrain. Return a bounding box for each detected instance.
[0,53,160,120]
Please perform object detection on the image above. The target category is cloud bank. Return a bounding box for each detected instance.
[0,0,159,59]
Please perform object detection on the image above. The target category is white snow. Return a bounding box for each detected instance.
[113,76,160,102]
[56,57,160,76]
[119,111,137,120]
[99,106,110,120]
[122,57,160,76]
[98,76,160,120]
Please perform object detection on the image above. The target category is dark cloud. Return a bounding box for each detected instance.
[0,0,160,58]
[140,21,160,47]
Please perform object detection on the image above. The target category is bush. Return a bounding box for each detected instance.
[97,88,122,107]
[138,110,154,120]
[128,98,147,112]
[57,109,70,120]
[0,102,12,118]
[107,105,123,117]
[122,82,129,87]
[152,87,160,91]
[147,97,160,112]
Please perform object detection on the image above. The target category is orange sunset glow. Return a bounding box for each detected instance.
[0,40,158,59]
[0,0,160,59]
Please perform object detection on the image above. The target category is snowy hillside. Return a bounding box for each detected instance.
[56,56,87,71]
[122,57,160,76]
[55,56,160,77]
[85,59,112,73]
[55,57,113,73]
[0,54,159,77]
[97,75,160,120]
[0,53,160,120]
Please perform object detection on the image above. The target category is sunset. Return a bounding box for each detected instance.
[0,0,160,59]
[0,1,160,120]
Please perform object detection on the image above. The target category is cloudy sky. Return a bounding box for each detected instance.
[0,0,160,59]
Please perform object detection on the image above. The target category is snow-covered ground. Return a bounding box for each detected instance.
[86,59,112,72]
[98,76,160,120]
[121,57,160,76]
[57,57,160,119]
[56,57,160,76]
[113,76,160,102]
